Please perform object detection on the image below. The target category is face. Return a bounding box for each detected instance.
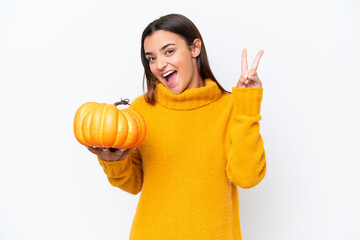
[144,30,204,95]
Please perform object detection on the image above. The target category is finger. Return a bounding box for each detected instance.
[242,73,259,83]
[121,148,134,158]
[87,146,110,158]
[250,50,264,70]
[241,48,248,74]
[242,69,256,82]
[246,75,262,87]
[236,75,246,88]
[246,75,257,80]
[109,148,133,161]
[247,69,257,77]
[247,69,260,81]
[245,75,258,84]
[86,146,101,154]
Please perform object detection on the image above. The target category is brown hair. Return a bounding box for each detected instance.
[140,13,229,104]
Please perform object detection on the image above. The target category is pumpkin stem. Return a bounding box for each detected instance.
[114,98,130,106]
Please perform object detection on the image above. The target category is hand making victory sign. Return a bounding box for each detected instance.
[236,48,264,88]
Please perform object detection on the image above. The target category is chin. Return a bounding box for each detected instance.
[169,87,183,95]
[161,80,183,95]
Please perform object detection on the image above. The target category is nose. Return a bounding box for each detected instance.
[156,56,167,72]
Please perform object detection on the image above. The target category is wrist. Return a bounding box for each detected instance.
[232,87,263,115]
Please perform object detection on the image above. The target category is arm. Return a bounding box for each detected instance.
[226,87,266,189]
[98,148,143,195]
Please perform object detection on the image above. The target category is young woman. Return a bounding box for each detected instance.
[87,13,266,240]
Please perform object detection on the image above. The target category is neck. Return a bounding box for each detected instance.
[153,78,222,110]
[190,75,205,89]
[187,70,204,90]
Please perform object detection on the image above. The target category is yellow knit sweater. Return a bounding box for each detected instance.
[98,78,266,239]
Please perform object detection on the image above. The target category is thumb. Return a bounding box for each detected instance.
[236,74,247,88]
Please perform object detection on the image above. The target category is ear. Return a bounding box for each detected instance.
[191,38,201,58]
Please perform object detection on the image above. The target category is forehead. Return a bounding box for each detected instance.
[144,30,186,51]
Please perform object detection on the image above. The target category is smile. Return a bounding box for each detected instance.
[162,70,176,78]
[162,71,177,86]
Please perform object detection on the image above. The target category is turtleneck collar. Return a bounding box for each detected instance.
[153,78,223,110]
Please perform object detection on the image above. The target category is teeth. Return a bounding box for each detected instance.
[162,70,175,78]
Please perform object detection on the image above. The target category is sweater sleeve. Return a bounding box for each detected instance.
[225,87,267,189]
[98,147,143,195]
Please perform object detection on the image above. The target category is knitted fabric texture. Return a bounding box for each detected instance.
[98,78,267,239]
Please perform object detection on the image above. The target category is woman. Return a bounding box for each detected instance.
[88,13,266,240]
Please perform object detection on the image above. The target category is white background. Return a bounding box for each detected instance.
[1,0,359,239]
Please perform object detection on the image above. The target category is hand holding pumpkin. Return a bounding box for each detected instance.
[86,146,134,161]
[74,99,146,158]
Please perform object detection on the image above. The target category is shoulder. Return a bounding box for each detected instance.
[129,95,147,110]
[129,95,156,115]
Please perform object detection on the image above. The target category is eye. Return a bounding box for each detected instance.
[147,57,155,63]
[165,49,174,55]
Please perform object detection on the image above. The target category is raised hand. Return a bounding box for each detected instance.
[236,48,264,88]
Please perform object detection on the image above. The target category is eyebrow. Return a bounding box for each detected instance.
[145,43,175,56]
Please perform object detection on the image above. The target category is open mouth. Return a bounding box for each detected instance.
[162,70,177,85]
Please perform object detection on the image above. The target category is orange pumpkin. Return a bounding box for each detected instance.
[73,99,146,149]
